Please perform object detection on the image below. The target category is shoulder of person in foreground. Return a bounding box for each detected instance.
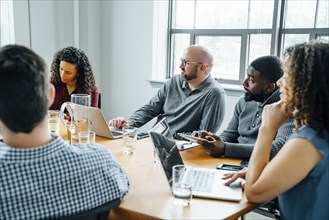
[69,143,129,196]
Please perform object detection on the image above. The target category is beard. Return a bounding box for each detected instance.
[244,90,268,102]
[181,66,198,81]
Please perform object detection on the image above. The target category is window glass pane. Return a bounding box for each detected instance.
[249,34,271,65]
[172,34,190,75]
[172,0,194,28]
[282,34,309,52]
[249,0,274,28]
[198,36,241,81]
[318,35,329,41]
[0,0,15,46]
[316,0,329,28]
[284,0,316,28]
[196,1,248,29]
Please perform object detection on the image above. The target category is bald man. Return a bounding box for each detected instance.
[110,45,226,138]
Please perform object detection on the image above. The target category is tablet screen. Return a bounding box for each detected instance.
[177,133,207,142]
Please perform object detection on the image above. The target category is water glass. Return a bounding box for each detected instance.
[122,127,137,154]
[172,165,193,206]
[48,110,60,134]
[78,131,96,144]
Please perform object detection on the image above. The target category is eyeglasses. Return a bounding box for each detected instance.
[180,59,203,67]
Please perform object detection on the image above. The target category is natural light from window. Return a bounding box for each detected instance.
[0,0,15,46]
[165,0,329,85]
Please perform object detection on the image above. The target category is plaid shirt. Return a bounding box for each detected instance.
[0,136,129,220]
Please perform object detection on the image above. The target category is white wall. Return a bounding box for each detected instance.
[13,0,102,83]
[11,0,243,133]
[100,0,158,131]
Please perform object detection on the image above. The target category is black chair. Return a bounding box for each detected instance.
[240,199,280,220]
[98,92,103,109]
[253,199,280,219]
[62,198,121,220]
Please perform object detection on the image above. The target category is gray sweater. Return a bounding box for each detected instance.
[220,89,294,159]
[129,74,226,136]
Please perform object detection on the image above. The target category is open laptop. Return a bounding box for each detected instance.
[148,118,199,151]
[149,132,242,202]
[148,117,174,140]
[88,107,123,139]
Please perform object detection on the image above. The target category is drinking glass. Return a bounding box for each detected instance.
[78,131,96,144]
[48,110,60,134]
[172,165,193,206]
[122,127,137,154]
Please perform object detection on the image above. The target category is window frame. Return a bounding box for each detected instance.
[165,0,329,85]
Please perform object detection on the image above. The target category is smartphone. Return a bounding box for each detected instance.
[216,163,244,171]
[137,132,149,140]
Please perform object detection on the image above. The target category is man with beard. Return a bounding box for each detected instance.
[110,45,226,137]
[196,55,294,160]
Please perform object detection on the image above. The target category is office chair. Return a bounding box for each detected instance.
[98,92,103,109]
[253,199,280,219]
[61,198,121,220]
[240,199,280,220]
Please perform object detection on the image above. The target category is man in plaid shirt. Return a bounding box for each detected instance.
[0,45,129,220]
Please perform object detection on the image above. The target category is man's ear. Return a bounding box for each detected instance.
[49,83,55,107]
[265,82,276,93]
[200,64,207,71]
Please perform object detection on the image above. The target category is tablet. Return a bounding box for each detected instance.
[177,133,207,142]
[176,141,200,151]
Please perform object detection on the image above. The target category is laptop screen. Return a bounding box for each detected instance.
[149,132,183,186]
[149,117,173,140]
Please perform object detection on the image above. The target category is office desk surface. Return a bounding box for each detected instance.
[59,128,258,219]
[101,138,257,220]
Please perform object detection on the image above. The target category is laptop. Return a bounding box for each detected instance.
[148,118,199,150]
[149,132,242,202]
[88,107,123,139]
[148,117,174,140]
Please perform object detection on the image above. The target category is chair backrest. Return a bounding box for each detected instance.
[98,92,103,109]
[253,198,280,220]
[61,198,121,220]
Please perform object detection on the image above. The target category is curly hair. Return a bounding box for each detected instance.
[283,40,329,137]
[50,46,96,95]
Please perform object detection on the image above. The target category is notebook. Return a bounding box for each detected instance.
[88,107,123,139]
[149,132,242,202]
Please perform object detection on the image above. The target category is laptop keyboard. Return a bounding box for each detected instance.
[188,170,215,192]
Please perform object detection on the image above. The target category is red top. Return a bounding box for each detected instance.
[49,82,99,110]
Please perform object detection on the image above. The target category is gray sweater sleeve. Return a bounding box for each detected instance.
[224,118,294,159]
[128,82,167,127]
[219,100,242,143]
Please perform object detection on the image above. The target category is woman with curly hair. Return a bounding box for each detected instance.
[223,40,328,219]
[49,46,99,110]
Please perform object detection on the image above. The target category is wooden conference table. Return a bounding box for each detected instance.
[60,128,258,220]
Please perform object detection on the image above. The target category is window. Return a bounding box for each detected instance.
[0,0,15,46]
[166,0,329,85]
